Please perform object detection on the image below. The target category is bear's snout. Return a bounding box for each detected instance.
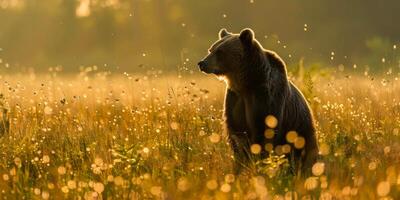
[198,60,208,72]
[198,60,207,68]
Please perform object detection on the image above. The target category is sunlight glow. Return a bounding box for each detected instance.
[76,0,91,18]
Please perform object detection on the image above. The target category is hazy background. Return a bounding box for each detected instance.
[0,0,399,73]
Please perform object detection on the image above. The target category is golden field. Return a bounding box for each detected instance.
[0,69,399,199]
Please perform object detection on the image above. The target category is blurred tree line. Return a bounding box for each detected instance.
[0,0,399,73]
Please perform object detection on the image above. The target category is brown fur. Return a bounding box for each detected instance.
[198,28,318,175]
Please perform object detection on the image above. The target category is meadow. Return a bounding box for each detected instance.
[0,67,399,199]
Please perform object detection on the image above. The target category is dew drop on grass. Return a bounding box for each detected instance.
[225,174,235,183]
[206,180,218,190]
[377,181,390,197]
[114,176,124,186]
[170,122,179,130]
[9,168,16,176]
[47,183,55,190]
[209,133,221,143]
[199,130,206,136]
[67,180,77,189]
[294,137,305,149]
[2,174,9,181]
[312,162,325,176]
[41,191,50,200]
[61,186,69,193]
[150,186,162,196]
[44,106,53,115]
[342,186,351,196]
[282,144,291,154]
[319,143,330,156]
[93,182,105,193]
[393,128,399,136]
[338,64,345,72]
[177,177,190,191]
[285,191,298,199]
[142,147,150,154]
[368,162,377,170]
[286,131,297,143]
[57,166,66,175]
[220,183,231,193]
[264,129,275,139]
[384,146,391,155]
[274,145,283,155]
[265,115,278,128]
[42,155,50,164]
[264,143,273,152]
[304,177,318,191]
[107,175,114,182]
[14,157,22,167]
[320,178,328,189]
[250,144,261,154]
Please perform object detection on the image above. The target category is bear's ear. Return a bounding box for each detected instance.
[239,28,254,46]
[219,28,231,39]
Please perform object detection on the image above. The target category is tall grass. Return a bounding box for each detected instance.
[0,70,399,199]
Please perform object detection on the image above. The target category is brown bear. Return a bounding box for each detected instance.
[198,28,318,175]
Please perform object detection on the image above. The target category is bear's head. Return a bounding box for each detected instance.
[198,28,263,76]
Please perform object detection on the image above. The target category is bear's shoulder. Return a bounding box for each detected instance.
[264,50,287,74]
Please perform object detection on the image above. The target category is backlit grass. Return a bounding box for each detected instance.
[0,70,399,199]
